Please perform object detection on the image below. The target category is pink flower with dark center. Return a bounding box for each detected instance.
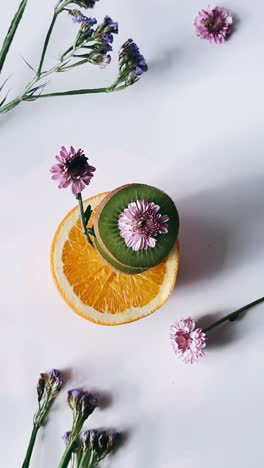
[170,318,207,364]
[50,146,96,195]
[194,6,233,44]
[118,200,169,251]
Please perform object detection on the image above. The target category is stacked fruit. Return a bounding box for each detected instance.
[94,183,179,274]
[51,183,180,325]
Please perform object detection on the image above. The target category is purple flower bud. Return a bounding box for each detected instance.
[103,16,119,34]
[82,0,98,7]
[72,0,99,8]
[79,429,120,461]
[69,9,97,25]
[103,33,113,44]
[49,369,60,378]
[67,389,98,419]
[37,369,62,403]
[99,431,121,456]
[108,431,120,447]
[47,369,62,396]
[62,431,72,445]
[81,429,97,450]
[68,389,82,400]
[118,39,148,86]
[37,374,45,403]
[97,432,108,451]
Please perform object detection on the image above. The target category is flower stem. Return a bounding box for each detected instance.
[21,424,39,468]
[76,193,93,247]
[25,87,113,99]
[36,11,58,77]
[203,296,264,333]
[0,85,119,113]
[58,440,76,468]
[0,96,22,113]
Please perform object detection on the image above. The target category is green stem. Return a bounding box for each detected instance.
[76,451,86,468]
[0,80,115,115]
[58,441,76,468]
[0,0,28,74]
[25,87,113,99]
[61,45,74,60]
[21,424,39,468]
[203,296,264,333]
[77,193,93,247]
[36,11,58,77]
[0,96,22,113]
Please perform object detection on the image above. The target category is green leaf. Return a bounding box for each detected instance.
[0,76,10,93]
[87,227,96,237]
[0,0,28,74]
[24,83,47,101]
[84,204,92,226]
[21,55,35,71]
[61,59,89,71]
[73,54,92,59]
[0,91,10,107]
[23,86,112,100]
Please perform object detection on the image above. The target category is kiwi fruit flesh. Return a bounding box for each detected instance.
[94,238,147,275]
[93,183,179,272]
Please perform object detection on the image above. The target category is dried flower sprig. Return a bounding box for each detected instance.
[78,429,120,467]
[170,296,264,364]
[58,389,98,468]
[62,429,120,468]
[22,369,62,468]
[50,145,96,246]
[21,371,123,467]
[0,0,147,115]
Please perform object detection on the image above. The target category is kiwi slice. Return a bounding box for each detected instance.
[94,183,179,270]
[94,238,147,275]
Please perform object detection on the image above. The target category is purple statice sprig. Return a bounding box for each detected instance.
[79,429,121,466]
[58,390,98,468]
[0,1,148,115]
[64,14,118,69]
[114,39,148,89]
[22,370,63,468]
[1,0,148,115]
[61,429,121,467]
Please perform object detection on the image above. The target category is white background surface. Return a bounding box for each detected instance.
[1,1,264,467]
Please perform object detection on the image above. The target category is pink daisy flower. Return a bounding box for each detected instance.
[170,318,207,364]
[50,146,96,195]
[194,6,233,44]
[118,200,169,251]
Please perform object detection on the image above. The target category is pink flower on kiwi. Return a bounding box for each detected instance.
[118,200,169,251]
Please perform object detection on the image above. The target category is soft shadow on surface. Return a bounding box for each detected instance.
[61,367,74,387]
[93,389,113,410]
[232,12,241,34]
[196,299,264,348]
[148,47,181,75]
[174,174,264,287]
[196,311,238,348]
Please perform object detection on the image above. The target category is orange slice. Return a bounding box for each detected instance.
[50,192,180,326]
